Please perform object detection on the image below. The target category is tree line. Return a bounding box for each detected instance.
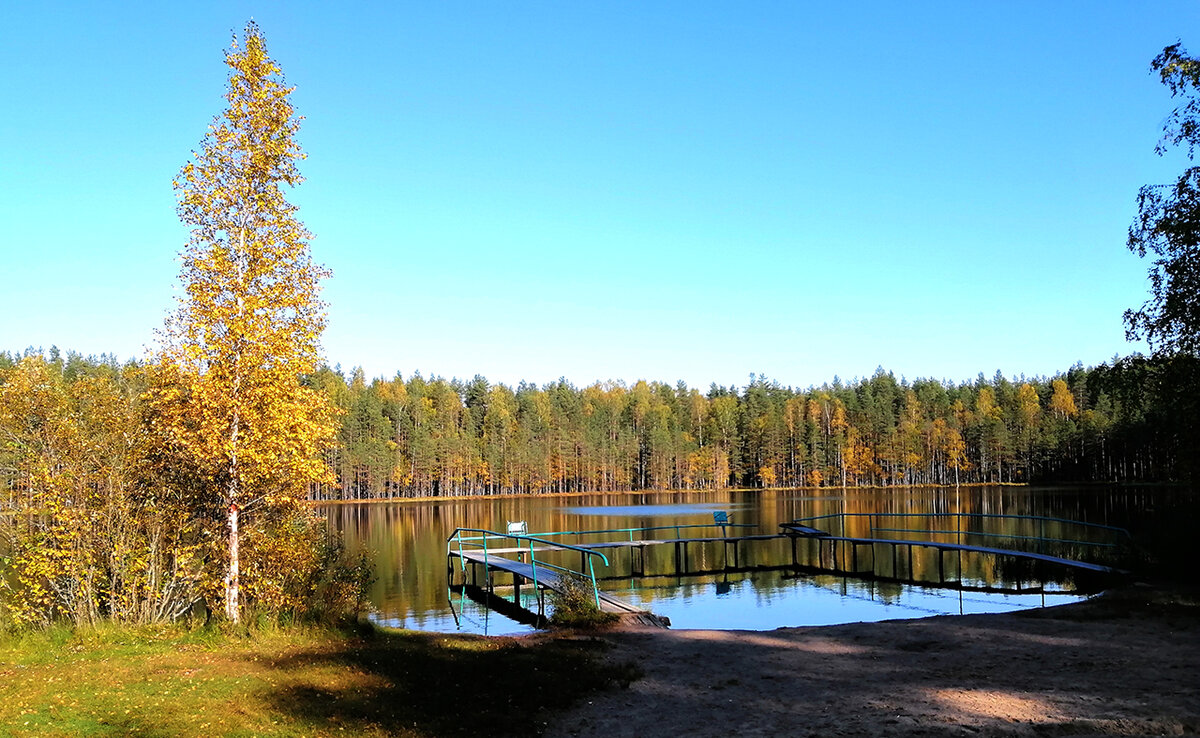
[311,355,1197,499]
[5,351,1194,511]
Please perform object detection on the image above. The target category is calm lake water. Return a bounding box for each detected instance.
[323,485,1186,636]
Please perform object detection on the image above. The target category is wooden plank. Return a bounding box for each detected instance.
[455,551,555,582]
[780,524,832,537]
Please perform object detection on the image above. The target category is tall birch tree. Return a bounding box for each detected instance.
[156,21,335,623]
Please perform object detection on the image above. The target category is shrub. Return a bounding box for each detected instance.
[240,512,375,625]
[549,573,618,628]
[310,536,376,623]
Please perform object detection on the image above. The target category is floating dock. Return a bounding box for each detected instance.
[446,513,1130,625]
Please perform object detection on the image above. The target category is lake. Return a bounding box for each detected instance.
[323,484,1184,636]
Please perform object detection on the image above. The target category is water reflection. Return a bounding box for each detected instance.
[322,485,1185,636]
[565,503,738,517]
[610,574,1083,631]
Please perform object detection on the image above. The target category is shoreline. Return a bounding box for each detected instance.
[308,482,1043,506]
[543,585,1200,737]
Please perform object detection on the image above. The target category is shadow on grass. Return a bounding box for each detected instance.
[261,626,640,737]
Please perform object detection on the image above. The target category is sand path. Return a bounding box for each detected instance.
[546,587,1200,737]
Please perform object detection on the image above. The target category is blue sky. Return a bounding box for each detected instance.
[2,2,1197,389]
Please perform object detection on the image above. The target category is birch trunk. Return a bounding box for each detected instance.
[226,502,240,622]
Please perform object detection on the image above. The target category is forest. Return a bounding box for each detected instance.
[3,348,1195,505]
[309,354,1198,496]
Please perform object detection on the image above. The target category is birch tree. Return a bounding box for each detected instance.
[156,21,335,623]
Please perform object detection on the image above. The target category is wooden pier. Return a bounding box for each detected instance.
[451,549,646,615]
[446,514,1129,626]
[779,521,1128,587]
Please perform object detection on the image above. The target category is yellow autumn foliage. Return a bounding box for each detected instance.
[0,358,203,627]
[151,21,340,623]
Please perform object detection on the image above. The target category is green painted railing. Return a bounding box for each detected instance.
[493,522,757,546]
[787,512,1131,556]
[447,527,611,609]
[450,522,756,552]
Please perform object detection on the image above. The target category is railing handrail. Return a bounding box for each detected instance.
[866,526,1117,548]
[446,527,611,608]
[788,512,1131,538]
[446,527,612,565]
[449,521,755,546]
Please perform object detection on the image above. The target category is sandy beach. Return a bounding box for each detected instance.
[545,586,1200,737]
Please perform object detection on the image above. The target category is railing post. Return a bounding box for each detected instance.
[456,530,467,575]
[529,537,539,598]
[588,557,601,609]
[482,534,492,593]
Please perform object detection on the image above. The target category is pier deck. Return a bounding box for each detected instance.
[451,549,645,614]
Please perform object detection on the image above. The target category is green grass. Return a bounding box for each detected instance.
[0,622,639,736]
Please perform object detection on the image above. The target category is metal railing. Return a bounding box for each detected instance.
[512,521,757,546]
[447,527,611,608]
[787,512,1131,554]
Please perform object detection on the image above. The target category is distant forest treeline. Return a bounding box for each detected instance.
[2,349,1196,500]
[310,357,1198,497]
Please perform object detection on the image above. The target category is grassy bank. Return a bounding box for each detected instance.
[0,623,637,737]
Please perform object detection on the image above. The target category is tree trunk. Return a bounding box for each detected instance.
[226,502,240,623]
